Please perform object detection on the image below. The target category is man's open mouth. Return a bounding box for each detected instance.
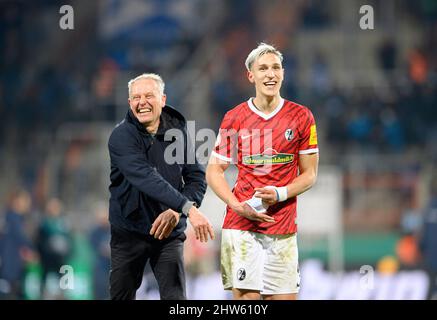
[138,107,152,114]
[264,81,277,88]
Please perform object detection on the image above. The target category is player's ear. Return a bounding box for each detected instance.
[247,70,255,83]
[161,94,167,106]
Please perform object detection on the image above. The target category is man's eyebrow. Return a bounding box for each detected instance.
[257,63,282,68]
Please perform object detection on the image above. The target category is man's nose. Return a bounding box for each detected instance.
[267,69,275,77]
[139,96,147,104]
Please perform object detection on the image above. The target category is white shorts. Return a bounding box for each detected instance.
[221,229,300,295]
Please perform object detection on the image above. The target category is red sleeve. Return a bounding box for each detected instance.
[298,108,319,154]
[212,112,239,163]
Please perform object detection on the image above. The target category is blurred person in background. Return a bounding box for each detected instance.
[36,197,72,299]
[107,73,214,300]
[378,37,398,81]
[206,43,319,300]
[0,189,37,299]
[89,202,111,300]
[419,171,437,299]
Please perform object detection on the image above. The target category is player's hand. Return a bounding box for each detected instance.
[188,207,215,243]
[150,209,180,240]
[230,201,275,223]
[254,187,279,206]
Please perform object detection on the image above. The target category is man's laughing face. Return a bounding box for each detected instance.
[128,78,166,128]
[247,52,284,98]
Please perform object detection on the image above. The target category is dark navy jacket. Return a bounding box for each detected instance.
[0,209,33,282]
[108,106,206,237]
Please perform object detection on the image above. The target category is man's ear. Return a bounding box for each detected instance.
[161,94,167,106]
[247,70,254,83]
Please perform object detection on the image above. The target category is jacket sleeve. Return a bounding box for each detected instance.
[180,125,207,206]
[181,163,207,207]
[108,127,189,212]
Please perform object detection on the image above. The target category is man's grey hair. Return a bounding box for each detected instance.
[128,73,165,97]
[245,42,284,71]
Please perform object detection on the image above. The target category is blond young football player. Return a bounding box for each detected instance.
[206,43,319,300]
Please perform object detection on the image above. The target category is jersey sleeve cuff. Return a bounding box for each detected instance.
[211,151,232,162]
[299,148,319,154]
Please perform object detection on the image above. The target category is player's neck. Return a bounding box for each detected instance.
[252,95,282,114]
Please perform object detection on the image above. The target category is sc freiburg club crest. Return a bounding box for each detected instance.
[237,268,246,281]
[285,129,294,141]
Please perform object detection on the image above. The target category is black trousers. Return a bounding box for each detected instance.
[109,225,186,300]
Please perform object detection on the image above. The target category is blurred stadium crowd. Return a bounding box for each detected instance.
[1,0,437,299]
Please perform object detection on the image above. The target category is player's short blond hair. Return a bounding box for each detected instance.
[128,73,165,97]
[245,43,284,71]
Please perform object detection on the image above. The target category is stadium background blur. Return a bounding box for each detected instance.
[0,0,436,300]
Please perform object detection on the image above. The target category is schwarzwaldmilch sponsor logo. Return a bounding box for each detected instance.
[242,148,294,165]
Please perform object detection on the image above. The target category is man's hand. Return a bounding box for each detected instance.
[188,207,215,243]
[150,209,180,240]
[254,187,279,206]
[230,201,275,223]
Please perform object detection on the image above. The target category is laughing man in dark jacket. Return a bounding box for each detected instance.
[108,73,214,300]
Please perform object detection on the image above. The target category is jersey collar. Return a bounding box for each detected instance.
[247,97,285,120]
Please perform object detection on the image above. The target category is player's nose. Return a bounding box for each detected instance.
[266,69,275,77]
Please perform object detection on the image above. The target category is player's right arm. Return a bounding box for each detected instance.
[206,154,275,223]
[207,111,274,223]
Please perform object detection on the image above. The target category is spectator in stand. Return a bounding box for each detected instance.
[0,188,37,299]
[36,197,72,299]
[89,202,111,300]
[419,172,437,300]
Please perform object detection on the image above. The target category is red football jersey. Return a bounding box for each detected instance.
[212,98,319,234]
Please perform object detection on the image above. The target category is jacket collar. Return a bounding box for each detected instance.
[125,105,186,135]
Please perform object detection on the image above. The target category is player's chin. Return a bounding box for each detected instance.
[262,89,279,97]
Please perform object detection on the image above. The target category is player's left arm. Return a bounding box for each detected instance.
[287,152,319,197]
[255,152,319,205]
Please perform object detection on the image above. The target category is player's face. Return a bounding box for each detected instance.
[128,78,166,127]
[248,53,284,98]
